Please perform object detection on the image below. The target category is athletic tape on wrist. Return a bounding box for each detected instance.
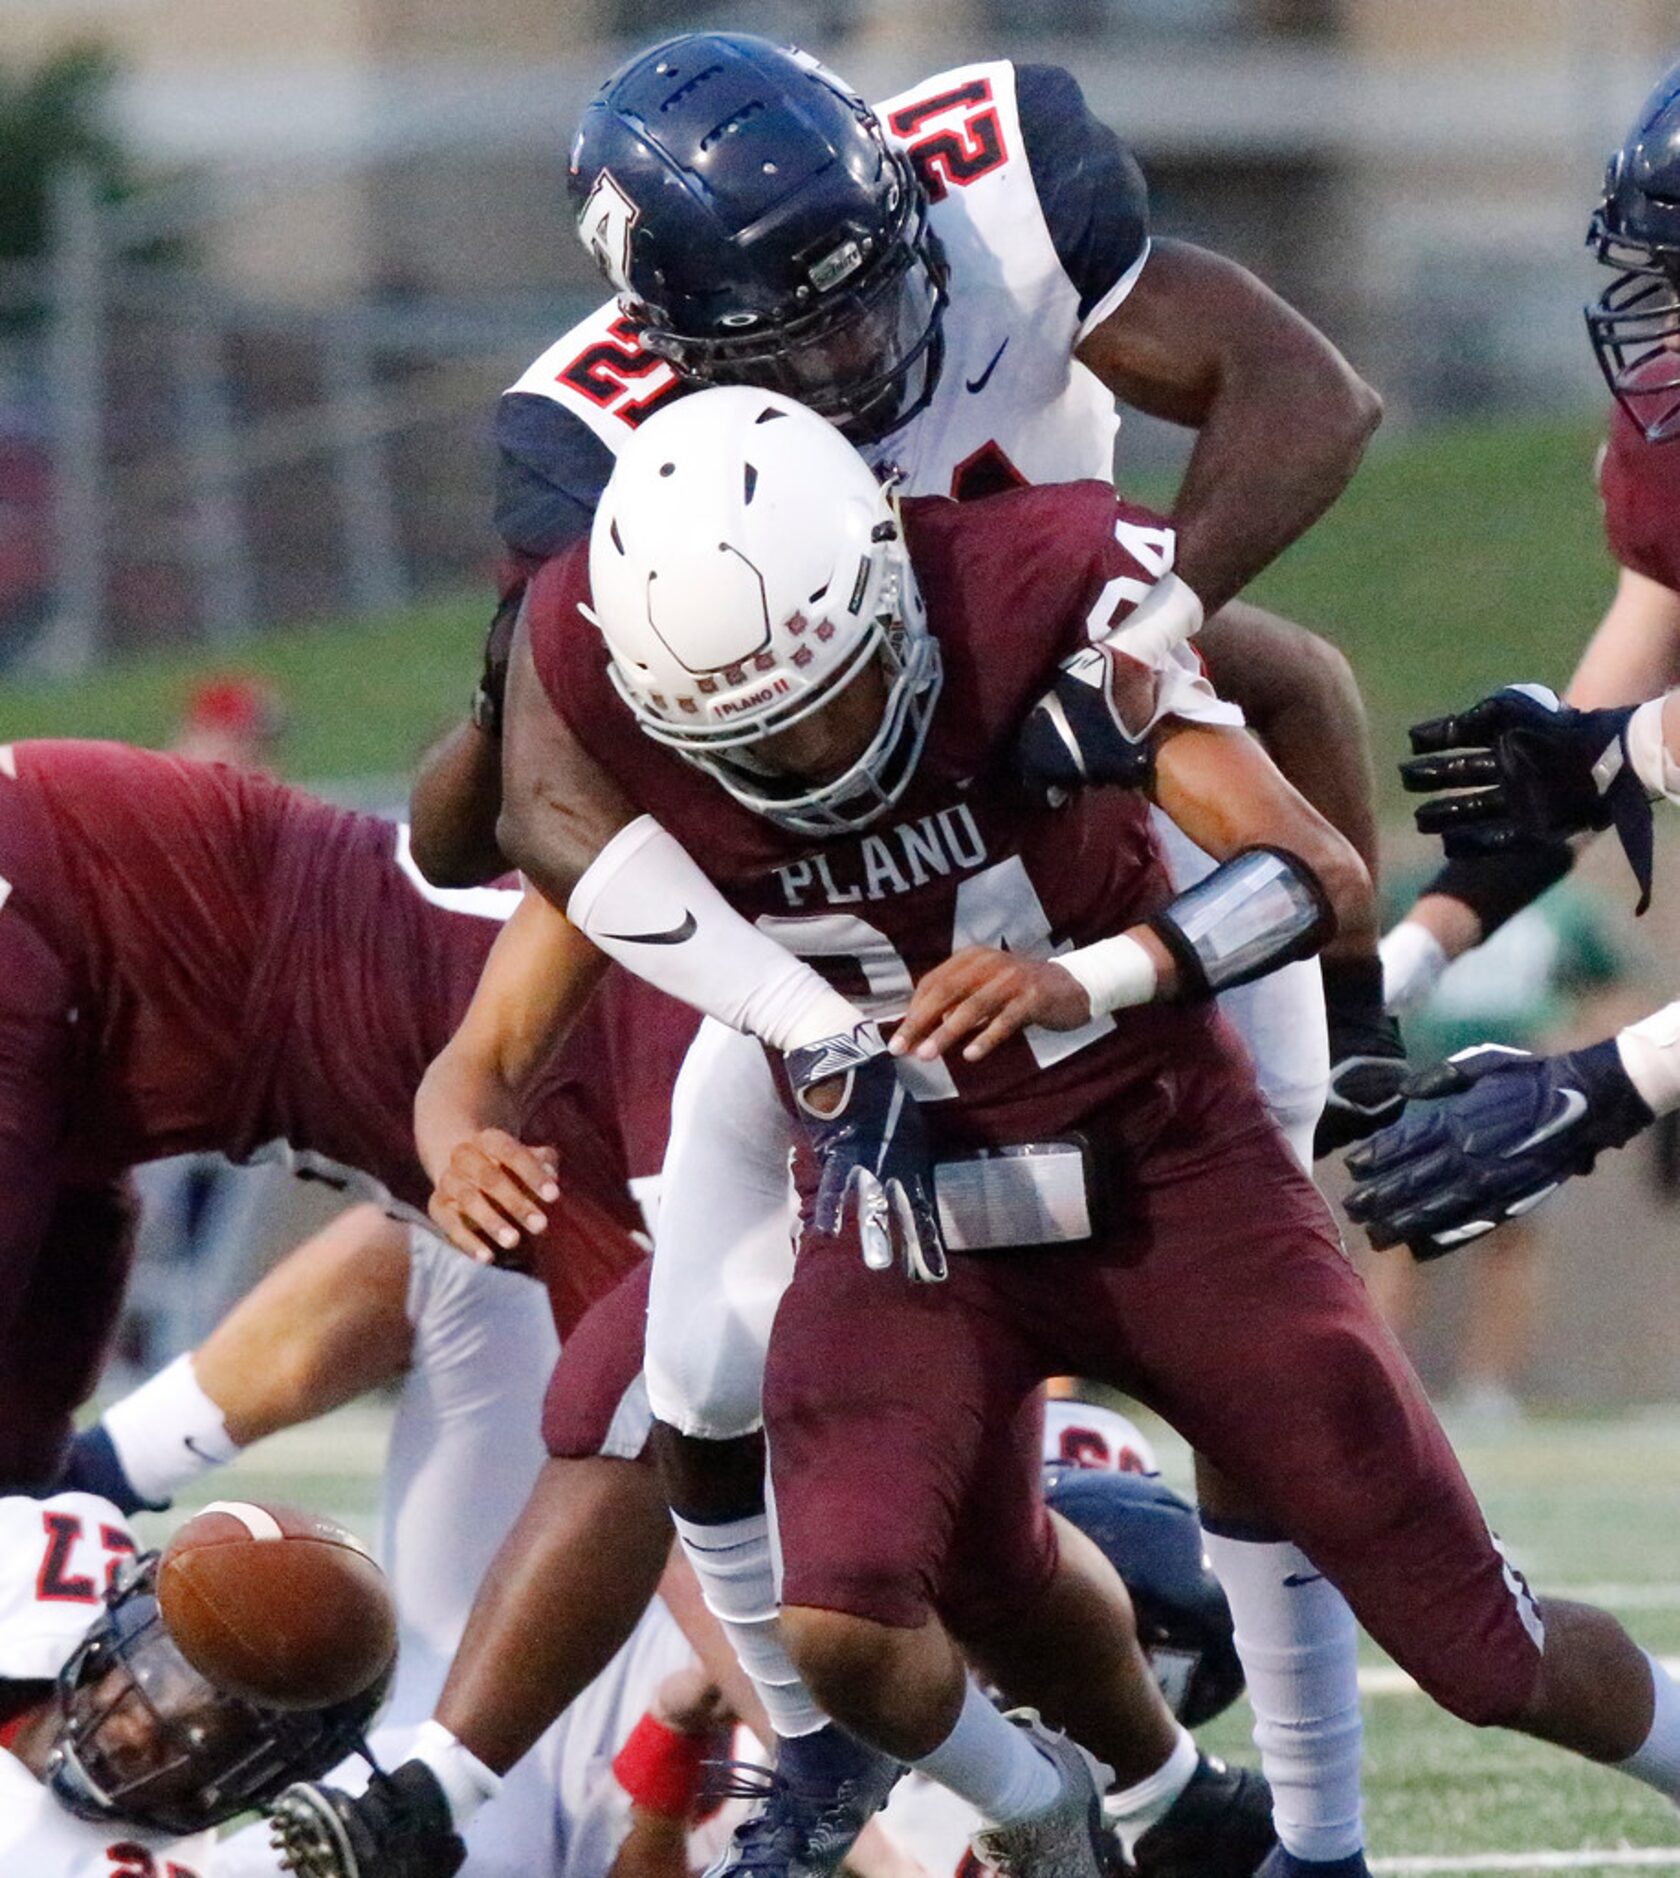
[1056,933,1158,1017]
[1378,920,1450,1015]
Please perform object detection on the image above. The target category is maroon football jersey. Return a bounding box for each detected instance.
[526,481,1255,1150]
[7,741,640,1331]
[1600,399,1680,592]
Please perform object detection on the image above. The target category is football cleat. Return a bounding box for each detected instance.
[1125,1753,1276,1878]
[1254,1848,1370,1878]
[703,1724,905,1878]
[969,1711,1114,1878]
[269,1761,465,1878]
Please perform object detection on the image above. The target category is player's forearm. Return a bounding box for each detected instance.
[1150,720,1374,950]
[1196,602,1382,934]
[409,719,508,888]
[1082,243,1379,612]
[603,1812,693,1878]
[1565,566,1680,710]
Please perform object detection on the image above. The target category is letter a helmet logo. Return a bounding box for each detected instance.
[579,169,640,297]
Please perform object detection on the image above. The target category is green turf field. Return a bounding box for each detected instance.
[152,1404,1680,1873]
[0,412,1621,812]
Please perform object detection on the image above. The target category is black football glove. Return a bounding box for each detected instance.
[1014,643,1157,808]
[1401,684,1654,911]
[1343,1039,1654,1259]
[269,1761,465,1878]
[1314,958,1409,1158]
[786,1023,947,1283]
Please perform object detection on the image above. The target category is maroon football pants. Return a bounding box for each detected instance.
[765,1109,1545,1730]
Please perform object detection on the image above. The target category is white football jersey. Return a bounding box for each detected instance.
[0,1494,217,1878]
[1042,1398,1160,1477]
[497,61,1148,559]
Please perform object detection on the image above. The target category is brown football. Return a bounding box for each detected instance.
[157,1501,397,1710]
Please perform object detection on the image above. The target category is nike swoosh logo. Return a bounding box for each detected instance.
[1507,1086,1587,1157]
[183,1436,219,1464]
[1282,1571,1324,1588]
[966,339,1008,394]
[598,910,698,946]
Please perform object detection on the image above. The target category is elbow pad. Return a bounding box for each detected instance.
[1149,846,1335,999]
[568,816,862,1052]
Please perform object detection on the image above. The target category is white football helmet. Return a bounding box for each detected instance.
[587,385,941,836]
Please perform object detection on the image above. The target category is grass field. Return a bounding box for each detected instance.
[0,412,1623,811]
[150,1403,1680,1874]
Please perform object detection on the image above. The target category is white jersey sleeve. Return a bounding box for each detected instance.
[0,1494,138,1681]
[0,1749,216,1878]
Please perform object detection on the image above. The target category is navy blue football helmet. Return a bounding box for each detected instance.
[569,33,947,445]
[47,1552,388,1836]
[1588,60,1680,441]
[1045,1466,1244,1729]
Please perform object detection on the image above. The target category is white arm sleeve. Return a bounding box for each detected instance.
[568,816,863,1054]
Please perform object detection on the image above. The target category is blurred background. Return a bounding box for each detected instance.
[3,0,1679,1411]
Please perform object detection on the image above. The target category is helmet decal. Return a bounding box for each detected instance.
[578,169,640,299]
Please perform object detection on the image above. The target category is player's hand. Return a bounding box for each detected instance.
[1343,1040,1654,1258]
[427,1127,561,1268]
[1014,642,1159,808]
[892,948,1092,1065]
[652,1666,733,1737]
[786,1023,947,1284]
[1315,959,1409,1157]
[1401,684,1654,910]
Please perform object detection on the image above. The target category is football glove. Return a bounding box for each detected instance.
[1014,643,1157,809]
[1314,958,1409,1158]
[786,1023,947,1283]
[1343,1039,1654,1259]
[1400,684,1654,911]
[269,1761,465,1878]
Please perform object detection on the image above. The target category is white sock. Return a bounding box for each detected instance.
[1104,1726,1198,1858]
[914,1685,1060,1825]
[102,1354,240,1505]
[412,1720,503,1830]
[1619,1652,1680,1804]
[1201,1528,1365,1863]
[671,1510,827,1739]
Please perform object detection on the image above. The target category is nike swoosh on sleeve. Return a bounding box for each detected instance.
[966,339,1009,394]
[597,910,698,945]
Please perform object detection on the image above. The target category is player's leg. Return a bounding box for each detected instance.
[64,1203,419,1511]
[645,1022,818,1734]
[1147,812,1365,1873]
[766,1230,1177,1878]
[1100,1117,1680,1816]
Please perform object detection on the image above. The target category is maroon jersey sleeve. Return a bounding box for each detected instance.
[1600,402,1680,592]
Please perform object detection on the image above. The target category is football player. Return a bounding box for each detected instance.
[503,387,1680,1873]
[0,1490,386,1877]
[0,738,658,1496]
[1344,683,1680,1253]
[402,35,1388,1878]
[1381,58,1680,1016]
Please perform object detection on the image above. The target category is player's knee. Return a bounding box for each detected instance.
[780,1604,912,1715]
[644,1343,762,1440]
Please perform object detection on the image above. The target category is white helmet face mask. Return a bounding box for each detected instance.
[587,386,942,837]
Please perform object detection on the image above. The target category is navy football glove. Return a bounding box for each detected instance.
[1014,644,1157,808]
[1314,958,1409,1158]
[1343,1039,1654,1259]
[1401,684,1654,911]
[786,1023,947,1283]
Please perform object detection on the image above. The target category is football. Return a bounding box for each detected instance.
[157,1500,397,1710]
